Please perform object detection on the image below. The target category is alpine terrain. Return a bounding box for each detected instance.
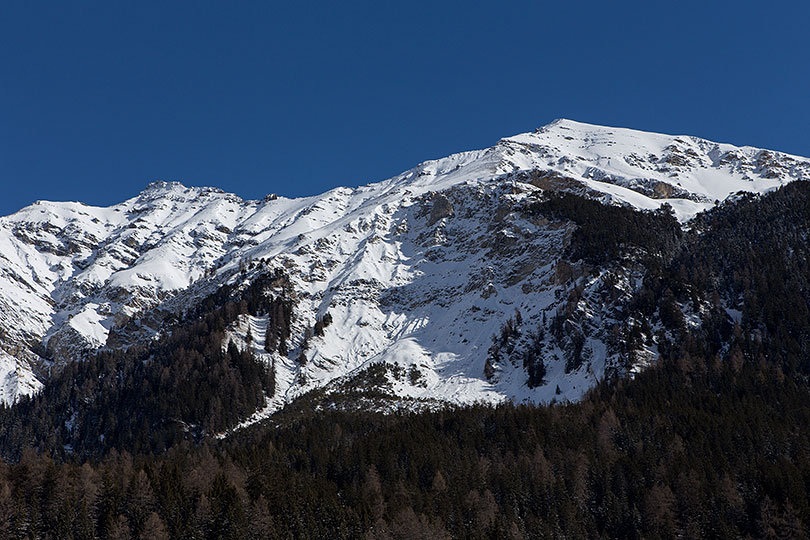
[1,119,808,414]
[4,119,810,538]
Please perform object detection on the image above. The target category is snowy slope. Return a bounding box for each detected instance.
[1,119,808,408]
[503,119,810,220]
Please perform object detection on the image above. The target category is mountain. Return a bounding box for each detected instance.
[5,164,810,537]
[1,118,809,416]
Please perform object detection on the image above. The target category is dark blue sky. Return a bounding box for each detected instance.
[1,1,808,216]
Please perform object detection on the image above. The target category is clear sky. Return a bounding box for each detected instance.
[1,1,808,216]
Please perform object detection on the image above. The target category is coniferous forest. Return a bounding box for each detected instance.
[3,183,810,538]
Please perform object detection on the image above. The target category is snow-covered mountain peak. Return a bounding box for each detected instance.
[495,119,810,220]
[143,179,189,192]
[126,181,244,217]
[1,120,809,410]
[137,180,229,201]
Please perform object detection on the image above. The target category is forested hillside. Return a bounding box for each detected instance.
[0,270,294,458]
[1,354,807,539]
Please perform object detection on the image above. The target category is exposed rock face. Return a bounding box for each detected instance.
[1,119,809,407]
[651,181,675,199]
[428,194,454,225]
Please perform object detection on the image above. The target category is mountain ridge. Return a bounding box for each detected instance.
[1,119,808,411]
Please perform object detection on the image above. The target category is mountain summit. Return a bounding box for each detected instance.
[1,120,807,412]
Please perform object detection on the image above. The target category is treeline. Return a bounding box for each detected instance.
[675,184,810,373]
[512,183,810,387]
[528,193,682,265]
[1,355,809,539]
[626,182,810,377]
[495,193,685,386]
[0,269,295,459]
